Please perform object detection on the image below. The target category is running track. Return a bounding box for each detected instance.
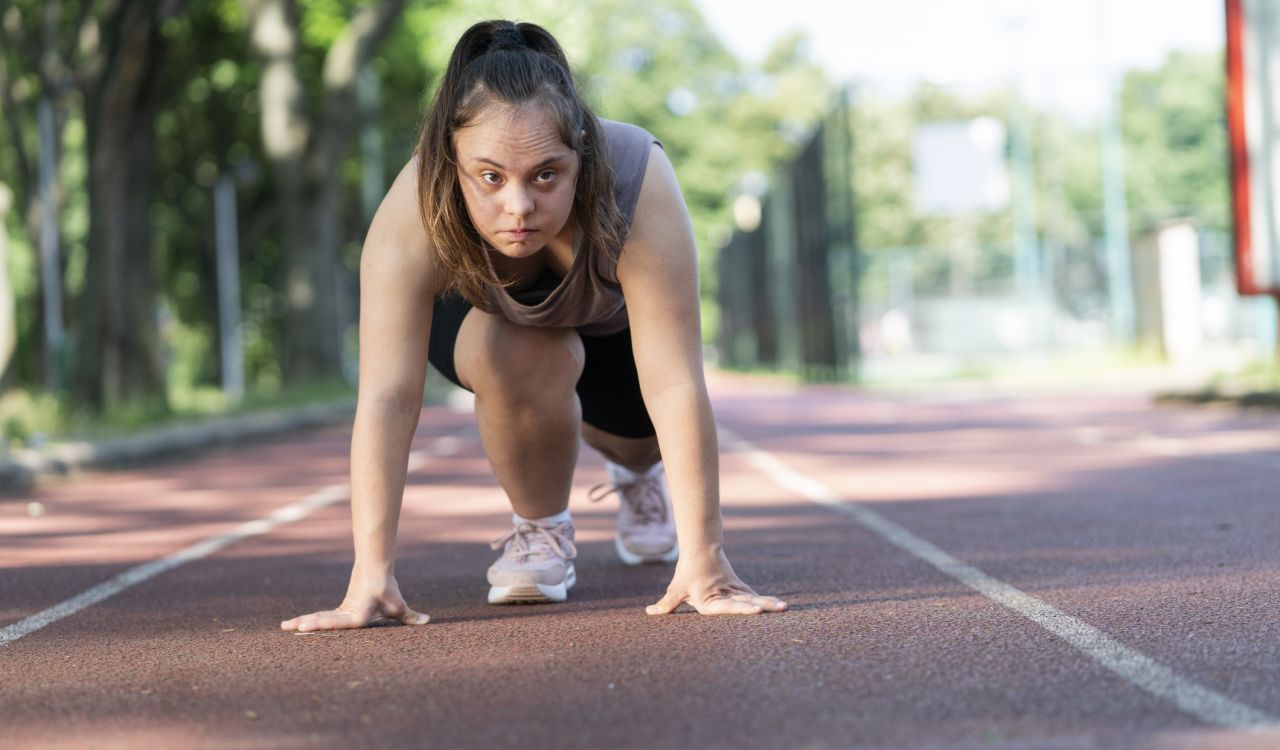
[3,372,1280,749]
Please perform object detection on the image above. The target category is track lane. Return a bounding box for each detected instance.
[711,376,1280,743]
[3,375,1279,748]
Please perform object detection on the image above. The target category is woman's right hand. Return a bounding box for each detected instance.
[280,570,430,632]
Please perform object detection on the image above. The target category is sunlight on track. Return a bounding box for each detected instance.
[718,424,1280,732]
[1074,426,1280,471]
[0,429,470,648]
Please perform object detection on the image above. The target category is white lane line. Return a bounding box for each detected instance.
[719,425,1279,730]
[1,431,468,648]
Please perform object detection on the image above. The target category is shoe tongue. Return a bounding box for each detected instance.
[611,461,660,483]
[517,523,569,558]
[623,486,666,522]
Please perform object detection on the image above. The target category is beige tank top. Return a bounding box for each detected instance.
[479,119,659,336]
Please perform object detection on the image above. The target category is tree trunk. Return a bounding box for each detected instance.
[0,183,15,387]
[0,8,49,388]
[72,1,174,411]
[250,0,404,383]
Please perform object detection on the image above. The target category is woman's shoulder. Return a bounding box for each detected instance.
[599,119,662,157]
[373,157,431,251]
[597,120,664,228]
[361,155,442,292]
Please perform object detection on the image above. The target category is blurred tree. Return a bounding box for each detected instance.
[147,0,269,397]
[246,0,405,383]
[74,0,190,412]
[0,1,190,412]
[1120,50,1228,234]
[0,0,74,391]
[0,46,22,389]
[143,0,435,399]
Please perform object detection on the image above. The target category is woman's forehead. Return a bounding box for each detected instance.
[455,102,573,167]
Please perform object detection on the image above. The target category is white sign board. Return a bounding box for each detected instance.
[912,118,1009,215]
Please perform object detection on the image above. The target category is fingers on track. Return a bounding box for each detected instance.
[281,610,363,632]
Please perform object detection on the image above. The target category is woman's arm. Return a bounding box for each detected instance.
[281,158,440,632]
[616,144,787,616]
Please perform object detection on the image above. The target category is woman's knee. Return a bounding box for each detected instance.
[459,316,584,398]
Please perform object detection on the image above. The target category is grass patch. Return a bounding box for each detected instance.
[1152,356,1280,408]
[1,377,358,450]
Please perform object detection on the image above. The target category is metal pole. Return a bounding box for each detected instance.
[1097,0,1136,344]
[214,174,245,404]
[1003,12,1043,340]
[37,97,64,391]
[1010,101,1041,299]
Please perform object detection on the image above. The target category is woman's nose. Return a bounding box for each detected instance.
[504,185,534,217]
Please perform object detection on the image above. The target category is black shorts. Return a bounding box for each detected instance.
[427,293,656,439]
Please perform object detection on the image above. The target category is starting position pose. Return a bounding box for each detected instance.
[281,19,786,631]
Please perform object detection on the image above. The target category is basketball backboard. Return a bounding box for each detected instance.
[1227,0,1280,294]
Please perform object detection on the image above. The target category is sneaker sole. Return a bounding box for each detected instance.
[615,535,679,566]
[488,566,577,604]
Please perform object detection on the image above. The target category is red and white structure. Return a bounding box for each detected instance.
[1227,0,1280,295]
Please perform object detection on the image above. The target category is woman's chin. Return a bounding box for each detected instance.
[490,239,544,259]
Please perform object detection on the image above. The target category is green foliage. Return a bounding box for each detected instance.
[1120,50,1228,233]
[151,2,267,395]
[300,0,366,49]
[0,389,64,448]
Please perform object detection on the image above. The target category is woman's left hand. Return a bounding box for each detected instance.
[645,547,788,616]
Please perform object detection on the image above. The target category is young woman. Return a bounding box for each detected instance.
[281,20,786,631]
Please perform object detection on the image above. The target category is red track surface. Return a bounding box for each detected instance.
[3,373,1280,749]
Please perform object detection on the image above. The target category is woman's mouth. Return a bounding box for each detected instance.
[502,228,535,241]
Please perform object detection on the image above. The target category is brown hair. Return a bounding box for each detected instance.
[416,20,625,305]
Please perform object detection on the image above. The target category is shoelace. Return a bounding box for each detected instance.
[489,522,578,561]
[588,472,669,525]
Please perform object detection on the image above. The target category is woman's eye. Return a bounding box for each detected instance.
[536,170,556,183]
[480,172,501,185]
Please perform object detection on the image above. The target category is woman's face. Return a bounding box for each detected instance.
[453,102,579,259]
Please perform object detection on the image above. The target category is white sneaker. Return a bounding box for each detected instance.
[589,462,678,565]
[487,520,578,604]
